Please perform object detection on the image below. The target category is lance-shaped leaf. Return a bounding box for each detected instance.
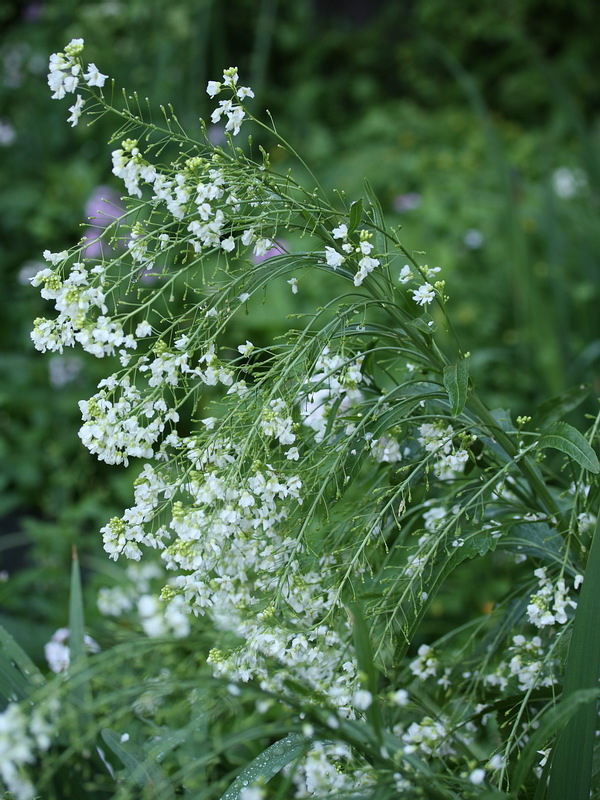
[220,733,311,799]
[537,421,599,473]
[548,514,600,800]
[0,623,45,704]
[513,688,599,792]
[348,198,363,235]
[443,356,470,416]
[101,728,173,799]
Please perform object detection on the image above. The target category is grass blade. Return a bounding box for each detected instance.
[0,622,45,704]
[101,728,173,799]
[69,546,86,669]
[347,602,384,741]
[547,515,600,799]
[68,546,93,729]
[512,688,599,791]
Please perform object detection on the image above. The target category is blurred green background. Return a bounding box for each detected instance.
[1,0,599,655]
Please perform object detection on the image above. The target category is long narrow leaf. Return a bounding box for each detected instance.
[0,622,44,704]
[513,688,599,791]
[101,728,173,799]
[548,515,600,799]
[538,421,600,473]
[347,602,384,741]
[69,547,86,668]
[220,733,311,800]
[68,547,93,723]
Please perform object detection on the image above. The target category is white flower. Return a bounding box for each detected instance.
[237,340,254,356]
[65,38,85,56]
[135,321,152,338]
[353,255,379,287]
[84,63,108,88]
[332,223,348,239]
[287,277,298,294]
[325,246,345,268]
[45,639,70,673]
[206,80,221,97]
[241,229,254,246]
[399,264,412,283]
[412,283,435,306]
[67,94,84,127]
[253,238,272,257]
[391,689,409,706]
[468,768,486,785]
[221,236,236,252]
[353,689,373,710]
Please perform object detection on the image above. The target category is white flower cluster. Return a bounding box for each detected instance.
[260,398,296,445]
[47,38,107,126]
[0,699,58,800]
[400,715,453,757]
[484,634,557,692]
[44,627,100,673]
[418,421,470,479]
[78,376,180,466]
[207,66,255,136]
[292,741,374,796]
[30,258,136,357]
[409,643,438,680]
[396,263,441,307]
[111,141,272,265]
[325,224,381,287]
[368,434,403,463]
[97,427,365,712]
[526,567,578,628]
[301,347,367,442]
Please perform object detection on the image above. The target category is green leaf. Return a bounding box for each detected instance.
[548,515,600,800]
[68,547,93,724]
[513,688,600,792]
[220,733,311,800]
[443,357,470,416]
[69,547,86,669]
[503,522,563,564]
[0,622,45,704]
[364,179,387,255]
[101,728,173,798]
[348,198,363,235]
[347,602,384,741]
[409,313,436,336]
[537,421,600,473]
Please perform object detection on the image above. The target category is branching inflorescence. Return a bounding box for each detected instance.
[7,37,599,800]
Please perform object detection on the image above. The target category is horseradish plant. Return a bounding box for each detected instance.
[5,37,600,799]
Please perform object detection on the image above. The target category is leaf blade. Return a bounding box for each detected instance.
[443,357,470,416]
[101,728,172,798]
[548,515,600,799]
[537,421,599,473]
[220,733,311,800]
